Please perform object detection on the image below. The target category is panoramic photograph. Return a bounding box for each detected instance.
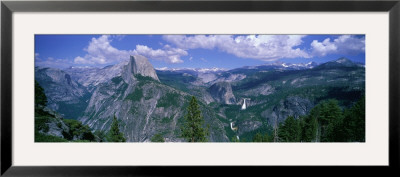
[34,34,365,142]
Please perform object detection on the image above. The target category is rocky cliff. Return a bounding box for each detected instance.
[208,82,236,104]
[123,55,159,82]
[36,56,365,142]
[79,56,228,142]
[64,61,128,92]
[35,67,90,119]
[261,96,314,127]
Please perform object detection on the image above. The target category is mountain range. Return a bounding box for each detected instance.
[35,56,365,142]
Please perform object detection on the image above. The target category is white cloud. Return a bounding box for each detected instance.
[163,35,218,49]
[74,35,187,65]
[73,56,94,65]
[74,35,134,65]
[133,44,188,63]
[310,35,365,57]
[38,34,366,69]
[163,35,310,61]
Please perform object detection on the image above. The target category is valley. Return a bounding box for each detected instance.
[35,55,365,142]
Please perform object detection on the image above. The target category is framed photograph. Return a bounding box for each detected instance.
[1,0,399,176]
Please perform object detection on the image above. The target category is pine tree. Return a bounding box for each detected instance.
[181,96,209,142]
[299,116,306,141]
[278,116,301,142]
[305,99,344,142]
[321,100,343,142]
[298,98,364,142]
[262,133,272,142]
[108,114,126,142]
[35,80,47,108]
[310,115,319,142]
[253,132,272,142]
[253,133,263,142]
[94,130,107,142]
[231,137,240,142]
[343,97,365,142]
[307,104,322,142]
[151,133,165,142]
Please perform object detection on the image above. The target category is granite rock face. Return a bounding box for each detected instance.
[261,96,314,127]
[36,56,365,142]
[208,82,236,105]
[124,55,160,82]
[35,67,90,119]
[64,61,128,92]
[78,56,228,142]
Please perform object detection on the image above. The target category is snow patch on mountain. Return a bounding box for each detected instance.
[155,67,227,73]
[65,61,128,91]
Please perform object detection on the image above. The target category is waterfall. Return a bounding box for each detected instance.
[241,99,247,110]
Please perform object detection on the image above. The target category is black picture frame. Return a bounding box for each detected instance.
[1,0,399,176]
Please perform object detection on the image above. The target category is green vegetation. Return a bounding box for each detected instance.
[102,76,129,100]
[238,123,273,142]
[34,58,365,143]
[278,116,302,142]
[231,137,240,142]
[216,64,365,143]
[35,115,96,142]
[227,97,364,143]
[62,119,95,141]
[151,133,165,142]
[35,133,68,142]
[35,80,47,108]
[342,97,365,142]
[135,74,157,83]
[156,71,196,92]
[157,92,180,108]
[180,96,209,142]
[35,116,50,133]
[135,74,159,88]
[71,140,91,142]
[233,66,364,108]
[300,115,318,142]
[125,88,143,102]
[107,114,126,142]
[36,74,91,119]
[34,81,53,133]
[253,132,272,142]
[111,76,123,84]
[161,116,174,124]
[277,98,365,142]
[94,130,107,142]
[56,93,91,119]
[35,80,96,142]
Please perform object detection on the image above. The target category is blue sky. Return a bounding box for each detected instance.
[35,34,365,69]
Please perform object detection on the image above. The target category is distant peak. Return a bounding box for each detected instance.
[126,55,160,81]
[335,57,351,63]
[156,67,169,71]
[197,67,227,73]
[68,66,95,69]
[155,67,226,73]
[315,57,359,69]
